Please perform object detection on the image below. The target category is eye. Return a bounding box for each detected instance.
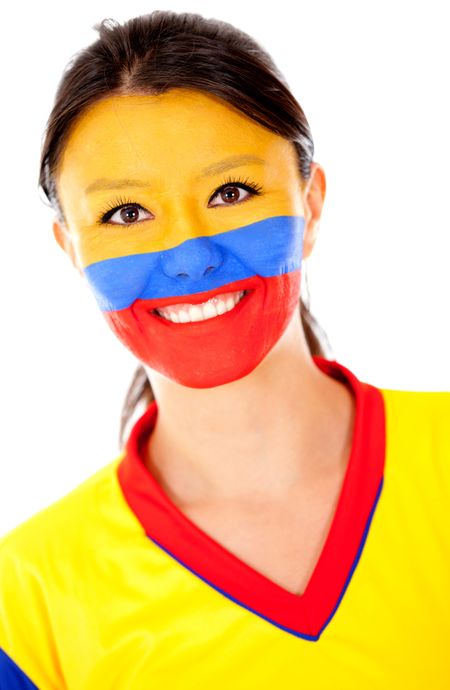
[95,175,264,226]
[208,175,263,208]
[96,196,153,225]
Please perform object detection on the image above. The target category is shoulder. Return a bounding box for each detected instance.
[0,454,124,572]
[0,453,141,682]
[378,386,450,480]
[376,388,450,560]
[379,386,450,435]
[379,385,450,412]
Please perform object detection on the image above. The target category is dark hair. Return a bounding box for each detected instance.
[38,11,333,451]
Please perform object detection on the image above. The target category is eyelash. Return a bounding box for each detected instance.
[95,174,264,225]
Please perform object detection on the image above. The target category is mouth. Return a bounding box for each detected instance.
[150,288,253,324]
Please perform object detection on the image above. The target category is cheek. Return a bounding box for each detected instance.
[80,214,305,387]
[82,214,305,312]
[100,269,302,388]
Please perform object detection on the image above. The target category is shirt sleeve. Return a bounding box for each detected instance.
[0,533,66,689]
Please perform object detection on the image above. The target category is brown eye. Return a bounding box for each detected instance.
[99,202,153,225]
[222,186,248,204]
[119,206,140,223]
[209,184,253,207]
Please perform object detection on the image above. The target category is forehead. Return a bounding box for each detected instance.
[57,89,296,189]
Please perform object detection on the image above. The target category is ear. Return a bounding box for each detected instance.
[52,218,83,276]
[301,162,326,260]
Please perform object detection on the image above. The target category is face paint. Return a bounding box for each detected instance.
[57,90,306,388]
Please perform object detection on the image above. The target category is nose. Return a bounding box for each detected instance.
[160,236,224,282]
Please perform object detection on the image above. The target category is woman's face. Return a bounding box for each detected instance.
[55,88,309,388]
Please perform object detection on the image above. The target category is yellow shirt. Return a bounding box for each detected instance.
[1,356,449,689]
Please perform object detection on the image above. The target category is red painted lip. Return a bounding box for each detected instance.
[147,284,255,330]
[131,277,262,336]
[145,279,258,313]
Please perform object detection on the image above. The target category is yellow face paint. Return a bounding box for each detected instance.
[56,88,306,387]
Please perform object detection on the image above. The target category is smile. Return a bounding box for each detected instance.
[153,289,249,323]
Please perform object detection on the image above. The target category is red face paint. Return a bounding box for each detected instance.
[85,214,305,387]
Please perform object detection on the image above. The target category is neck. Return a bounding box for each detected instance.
[143,310,355,506]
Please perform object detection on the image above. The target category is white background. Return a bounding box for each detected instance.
[1,0,449,534]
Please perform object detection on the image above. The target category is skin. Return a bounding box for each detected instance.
[53,89,355,522]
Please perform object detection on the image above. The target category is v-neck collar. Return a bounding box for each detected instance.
[117,355,386,641]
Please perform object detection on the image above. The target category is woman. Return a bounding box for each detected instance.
[1,10,449,690]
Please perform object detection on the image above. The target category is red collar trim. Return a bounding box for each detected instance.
[117,356,386,640]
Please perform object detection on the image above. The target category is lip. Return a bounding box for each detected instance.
[148,283,253,311]
[152,288,253,323]
[134,278,259,333]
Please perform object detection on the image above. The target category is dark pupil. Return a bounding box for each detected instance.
[222,186,238,202]
[121,206,138,223]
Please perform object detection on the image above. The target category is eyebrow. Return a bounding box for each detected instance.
[85,154,266,195]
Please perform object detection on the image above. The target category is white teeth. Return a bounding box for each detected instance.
[156,290,247,323]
